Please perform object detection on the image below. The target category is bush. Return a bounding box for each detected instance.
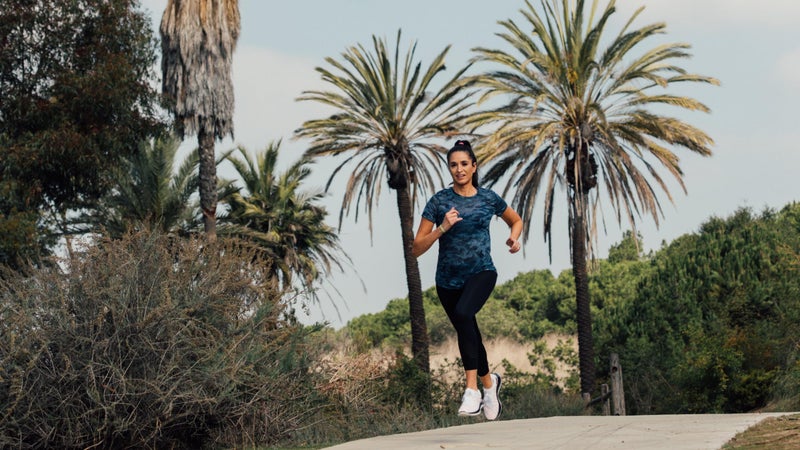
[0,230,319,449]
[767,352,800,412]
[290,345,441,447]
[594,205,800,414]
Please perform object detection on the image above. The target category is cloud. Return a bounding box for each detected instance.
[616,0,800,28]
[776,48,800,91]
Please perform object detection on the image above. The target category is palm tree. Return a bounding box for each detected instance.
[87,135,200,238]
[160,0,240,240]
[467,0,718,398]
[295,31,475,373]
[218,142,349,307]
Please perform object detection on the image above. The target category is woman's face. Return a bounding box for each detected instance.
[448,150,476,187]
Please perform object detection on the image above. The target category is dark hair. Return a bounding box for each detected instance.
[447,139,479,187]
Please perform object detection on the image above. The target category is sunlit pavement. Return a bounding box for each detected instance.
[324,413,792,450]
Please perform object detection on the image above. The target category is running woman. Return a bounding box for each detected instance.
[412,139,523,420]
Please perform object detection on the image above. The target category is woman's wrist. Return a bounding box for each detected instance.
[438,224,447,234]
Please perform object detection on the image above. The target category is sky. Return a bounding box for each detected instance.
[139,1,800,328]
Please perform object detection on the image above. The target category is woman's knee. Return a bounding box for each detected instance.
[451,306,476,325]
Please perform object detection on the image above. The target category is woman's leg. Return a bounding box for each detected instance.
[437,270,498,385]
[463,370,496,390]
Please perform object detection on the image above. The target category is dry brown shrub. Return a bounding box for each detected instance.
[0,230,318,449]
[315,347,396,409]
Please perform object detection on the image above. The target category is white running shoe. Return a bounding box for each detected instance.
[458,388,483,416]
[482,373,502,420]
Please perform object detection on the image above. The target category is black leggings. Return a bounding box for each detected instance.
[436,270,497,377]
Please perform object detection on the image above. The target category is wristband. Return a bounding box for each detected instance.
[438,224,446,234]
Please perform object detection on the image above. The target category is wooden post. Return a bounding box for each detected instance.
[601,384,610,416]
[610,353,626,416]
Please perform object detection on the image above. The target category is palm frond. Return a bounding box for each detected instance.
[470,0,716,259]
[295,30,474,232]
[219,141,352,306]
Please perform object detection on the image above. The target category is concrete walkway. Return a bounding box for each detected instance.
[325,413,792,449]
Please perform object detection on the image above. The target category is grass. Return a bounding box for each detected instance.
[722,414,800,449]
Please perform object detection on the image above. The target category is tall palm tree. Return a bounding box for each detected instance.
[87,135,200,238]
[160,0,240,240]
[467,0,718,398]
[295,31,475,373]
[218,142,349,306]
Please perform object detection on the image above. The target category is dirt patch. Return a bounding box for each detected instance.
[723,414,800,449]
[429,334,577,384]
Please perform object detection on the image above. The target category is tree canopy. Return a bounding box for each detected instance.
[0,0,165,268]
[596,204,800,413]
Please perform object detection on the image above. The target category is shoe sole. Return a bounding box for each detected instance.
[458,406,483,417]
[495,374,503,419]
[485,374,503,420]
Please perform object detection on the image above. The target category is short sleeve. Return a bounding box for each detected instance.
[422,195,439,223]
[491,190,508,216]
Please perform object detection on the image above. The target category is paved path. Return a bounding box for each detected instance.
[325,413,792,449]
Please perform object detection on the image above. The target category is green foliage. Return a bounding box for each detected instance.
[344,293,423,350]
[219,142,348,306]
[526,337,581,392]
[343,277,562,351]
[0,230,319,449]
[0,0,166,268]
[0,0,164,204]
[384,352,435,409]
[0,145,56,269]
[342,259,654,351]
[492,270,577,338]
[589,258,652,311]
[607,231,645,264]
[84,135,202,238]
[470,0,718,252]
[0,191,54,271]
[295,29,475,222]
[497,358,585,419]
[596,205,800,414]
[769,353,800,411]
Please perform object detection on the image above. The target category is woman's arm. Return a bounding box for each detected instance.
[501,206,523,254]
[412,207,462,257]
[412,218,440,258]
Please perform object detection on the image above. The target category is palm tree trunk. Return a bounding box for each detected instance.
[198,127,217,240]
[571,191,596,399]
[396,185,430,374]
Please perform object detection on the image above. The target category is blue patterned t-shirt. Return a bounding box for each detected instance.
[421,187,508,289]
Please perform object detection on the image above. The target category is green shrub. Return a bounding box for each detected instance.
[595,205,800,414]
[0,230,319,449]
[767,353,800,411]
[488,360,586,419]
